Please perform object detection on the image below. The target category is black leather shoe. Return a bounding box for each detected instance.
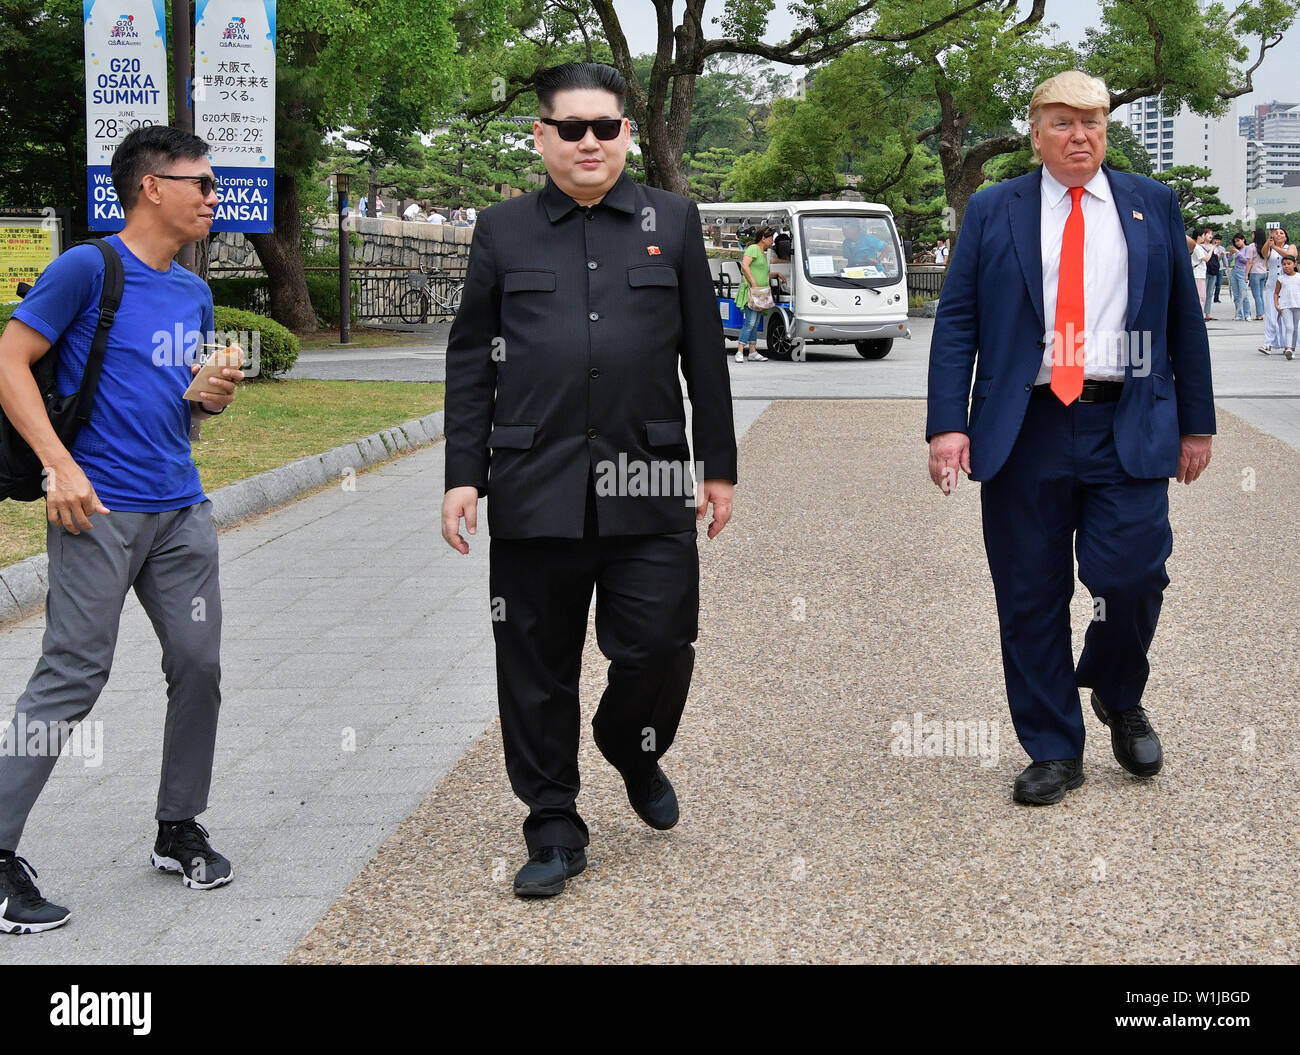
[624,765,680,830]
[1091,692,1163,776]
[512,846,587,898]
[1013,759,1084,805]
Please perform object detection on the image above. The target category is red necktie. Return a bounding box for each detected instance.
[1051,186,1085,405]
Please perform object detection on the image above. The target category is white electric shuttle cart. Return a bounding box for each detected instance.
[701,200,910,359]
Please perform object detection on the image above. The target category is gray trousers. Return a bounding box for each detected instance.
[0,501,222,850]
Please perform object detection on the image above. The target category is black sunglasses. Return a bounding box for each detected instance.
[539,117,623,142]
[149,173,220,195]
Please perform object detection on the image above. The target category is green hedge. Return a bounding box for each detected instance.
[209,277,267,313]
[212,306,299,379]
[304,273,360,327]
[0,303,15,327]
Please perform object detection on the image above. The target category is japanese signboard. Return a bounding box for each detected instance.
[0,220,60,303]
[194,1,276,232]
[83,2,170,231]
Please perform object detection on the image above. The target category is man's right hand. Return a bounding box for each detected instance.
[44,457,109,533]
[928,431,971,496]
[441,486,480,554]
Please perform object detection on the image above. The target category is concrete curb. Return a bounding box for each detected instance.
[0,409,445,627]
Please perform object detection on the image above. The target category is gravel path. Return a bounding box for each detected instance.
[290,400,1299,964]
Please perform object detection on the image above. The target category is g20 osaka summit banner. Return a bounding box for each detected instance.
[84,2,170,231]
[194,1,277,232]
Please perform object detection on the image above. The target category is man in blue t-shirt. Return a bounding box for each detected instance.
[840,219,886,268]
[0,126,244,933]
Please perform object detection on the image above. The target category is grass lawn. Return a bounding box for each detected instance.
[0,379,444,568]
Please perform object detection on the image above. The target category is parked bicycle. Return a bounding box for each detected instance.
[398,265,464,323]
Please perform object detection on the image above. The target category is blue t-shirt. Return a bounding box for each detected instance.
[13,235,213,512]
[843,232,886,265]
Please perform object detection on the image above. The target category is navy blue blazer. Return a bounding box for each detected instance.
[926,165,1215,481]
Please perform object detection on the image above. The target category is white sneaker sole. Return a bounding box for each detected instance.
[0,903,71,934]
[151,852,234,890]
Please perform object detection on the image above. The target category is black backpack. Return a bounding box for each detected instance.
[0,239,123,502]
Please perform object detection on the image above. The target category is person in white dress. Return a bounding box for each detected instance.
[1259,227,1297,353]
[1272,254,1300,360]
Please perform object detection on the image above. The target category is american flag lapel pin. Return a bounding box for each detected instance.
[647,245,661,255]
[1132,210,1143,221]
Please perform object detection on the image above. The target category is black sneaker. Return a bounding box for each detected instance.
[512,846,587,898]
[0,854,71,934]
[151,820,233,890]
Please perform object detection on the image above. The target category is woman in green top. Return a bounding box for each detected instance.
[736,227,775,363]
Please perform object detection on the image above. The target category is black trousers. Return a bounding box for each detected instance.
[489,488,699,853]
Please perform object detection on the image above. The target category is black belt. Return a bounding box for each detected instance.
[1032,379,1124,403]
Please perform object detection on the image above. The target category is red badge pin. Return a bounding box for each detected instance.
[647,245,661,255]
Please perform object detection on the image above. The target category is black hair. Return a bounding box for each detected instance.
[111,124,210,212]
[535,62,626,117]
[1254,228,1268,252]
[755,226,775,241]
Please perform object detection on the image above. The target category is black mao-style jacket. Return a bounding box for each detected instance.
[444,172,737,539]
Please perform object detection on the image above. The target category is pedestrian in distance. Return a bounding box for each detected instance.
[441,61,737,898]
[1258,226,1297,354]
[927,70,1214,807]
[0,125,245,933]
[1229,233,1251,320]
[1191,227,1213,320]
[1272,253,1300,360]
[1248,228,1268,321]
[735,226,774,363]
[1209,234,1224,304]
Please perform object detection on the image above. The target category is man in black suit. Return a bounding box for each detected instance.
[442,62,737,897]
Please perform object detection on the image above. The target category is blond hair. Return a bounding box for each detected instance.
[1027,71,1111,162]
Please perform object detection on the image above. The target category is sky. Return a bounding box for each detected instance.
[609,1,1299,115]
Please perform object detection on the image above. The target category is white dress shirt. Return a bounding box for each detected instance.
[1036,166,1129,384]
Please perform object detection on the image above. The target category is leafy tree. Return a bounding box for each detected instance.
[246,0,482,329]
[1153,165,1235,229]
[684,147,739,200]
[465,0,1001,194]
[0,1,87,230]
[1106,120,1153,177]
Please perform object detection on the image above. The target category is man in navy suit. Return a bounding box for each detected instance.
[926,71,1215,804]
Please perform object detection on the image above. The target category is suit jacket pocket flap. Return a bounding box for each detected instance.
[644,419,687,447]
[504,270,556,293]
[1152,373,1172,398]
[488,424,536,449]
[971,377,993,399]
[628,264,678,288]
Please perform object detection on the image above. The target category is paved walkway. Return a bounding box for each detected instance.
[0,401,767,964]
[2,316,1297,963]
[285,399,1298,964]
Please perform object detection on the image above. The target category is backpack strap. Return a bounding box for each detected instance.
[69,238,124,427]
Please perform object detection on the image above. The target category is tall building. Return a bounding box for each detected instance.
[1115,92,1246,221]
[1239,101,1300,142]
[1241,102,1300,194]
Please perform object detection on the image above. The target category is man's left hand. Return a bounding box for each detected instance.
[1177,435,1212,485]
[191,362,245,413]
[696,479,734,539]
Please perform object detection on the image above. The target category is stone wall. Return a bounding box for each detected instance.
[207,217,476,323]
[209,216,474,275]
